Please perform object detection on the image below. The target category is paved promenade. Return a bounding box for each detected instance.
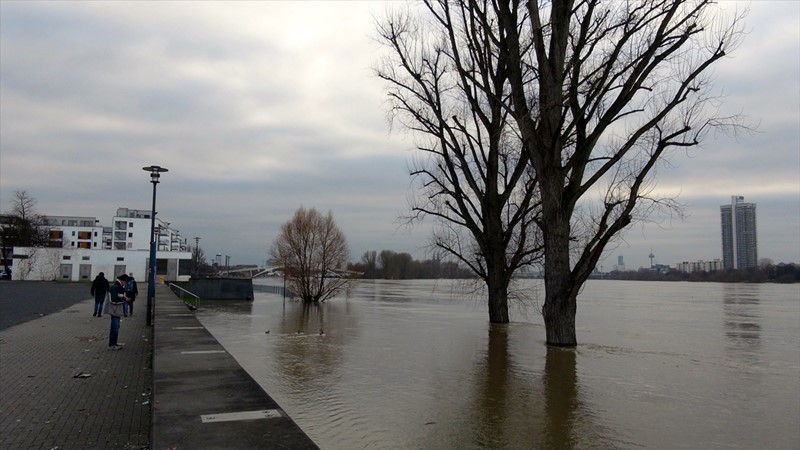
[0,287,151,449]
[152,285,318,449]
[1,282,319,450]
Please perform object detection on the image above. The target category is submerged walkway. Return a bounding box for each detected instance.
[0,282,318,449]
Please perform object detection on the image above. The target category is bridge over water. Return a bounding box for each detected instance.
[216,267,362,279]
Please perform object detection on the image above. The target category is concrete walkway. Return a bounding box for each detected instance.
[0,293,151,449]
[0,283,319,450]
[152,284,318,449]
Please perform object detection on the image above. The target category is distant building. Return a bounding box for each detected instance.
[676,259,723,274]
[6,207,191,282]
[720,196,757,270]
[613,255,626,272]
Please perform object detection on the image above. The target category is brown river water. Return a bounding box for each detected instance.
[196,279,800,449]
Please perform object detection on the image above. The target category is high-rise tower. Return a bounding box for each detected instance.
[720,196,757,270]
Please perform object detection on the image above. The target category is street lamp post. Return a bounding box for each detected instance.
[193,236,201,277]
[143,165,168,326]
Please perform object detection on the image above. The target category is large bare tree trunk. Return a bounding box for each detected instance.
[486,253,510,323]
[541,209,577,346]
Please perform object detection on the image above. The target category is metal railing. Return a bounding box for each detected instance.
[168,283,201,310]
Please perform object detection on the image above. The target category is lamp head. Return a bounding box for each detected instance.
[142,165,169,184]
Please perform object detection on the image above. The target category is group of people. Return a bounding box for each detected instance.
[90,272,139,350]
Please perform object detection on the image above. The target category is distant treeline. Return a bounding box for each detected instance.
[348,250,475,280]
[606,263,799,284]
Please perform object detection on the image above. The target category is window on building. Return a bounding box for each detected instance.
[63,256,71,260]
[78,231,91,239]
[72,231,76,236]
[128,232,133,238]
[93,242,97,248]
[117,257,125,261]
[129,222,134,227]
[82,256,90,260]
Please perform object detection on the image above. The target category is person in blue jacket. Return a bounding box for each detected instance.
[123,272,138,316]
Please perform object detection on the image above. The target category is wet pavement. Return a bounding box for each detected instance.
[0,281,318,450]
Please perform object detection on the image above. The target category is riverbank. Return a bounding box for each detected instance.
[0,281,318,449]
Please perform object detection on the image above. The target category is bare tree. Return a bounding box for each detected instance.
[270,207,352,303]
[14,248,37,280]
[361,250,379,278]
[191,245,212,277]
[495,0,745,345]
[378,1,745,345]
[2,190,50,274]
[376,1,543,323]
[38,247,63,281]
[9,190,49,245]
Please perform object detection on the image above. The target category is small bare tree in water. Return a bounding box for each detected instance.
[270,207,351,303]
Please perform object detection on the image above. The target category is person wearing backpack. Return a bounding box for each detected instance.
[123,272,138,316]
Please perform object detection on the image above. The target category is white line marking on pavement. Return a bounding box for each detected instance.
[180,350,226,354]
[201,410,283,423]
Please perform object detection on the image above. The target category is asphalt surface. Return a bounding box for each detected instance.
[0,281,95,330]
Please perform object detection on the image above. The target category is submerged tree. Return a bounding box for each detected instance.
[378,0,745,345]
[270,207,351,303]
[377,2,543,323]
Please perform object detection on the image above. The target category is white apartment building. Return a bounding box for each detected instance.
[7,207,191,282]
[44,215,106,249]
[676,259,723,274]
[111,208,187,252]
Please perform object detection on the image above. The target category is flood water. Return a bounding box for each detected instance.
[196,280,800,449]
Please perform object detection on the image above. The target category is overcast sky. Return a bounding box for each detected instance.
[1,1,798,269]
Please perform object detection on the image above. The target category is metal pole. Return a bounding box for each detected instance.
[143,165,167,327]
[147,180,158,326]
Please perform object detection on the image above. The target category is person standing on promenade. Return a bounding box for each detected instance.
[90,272,110,317]
[124,272,138,316]
[105,274,129,350]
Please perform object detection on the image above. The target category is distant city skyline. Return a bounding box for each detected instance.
[1,1,798,269]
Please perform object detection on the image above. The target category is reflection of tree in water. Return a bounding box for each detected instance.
[722,284,762,362]
[469,324,513,448]
[463,325,606,449]
[273,300,351,392]
[542,346,579,450]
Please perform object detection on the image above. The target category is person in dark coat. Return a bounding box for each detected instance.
[124,272,138,316]
[105,274,129,350]
[90,272,110,317]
